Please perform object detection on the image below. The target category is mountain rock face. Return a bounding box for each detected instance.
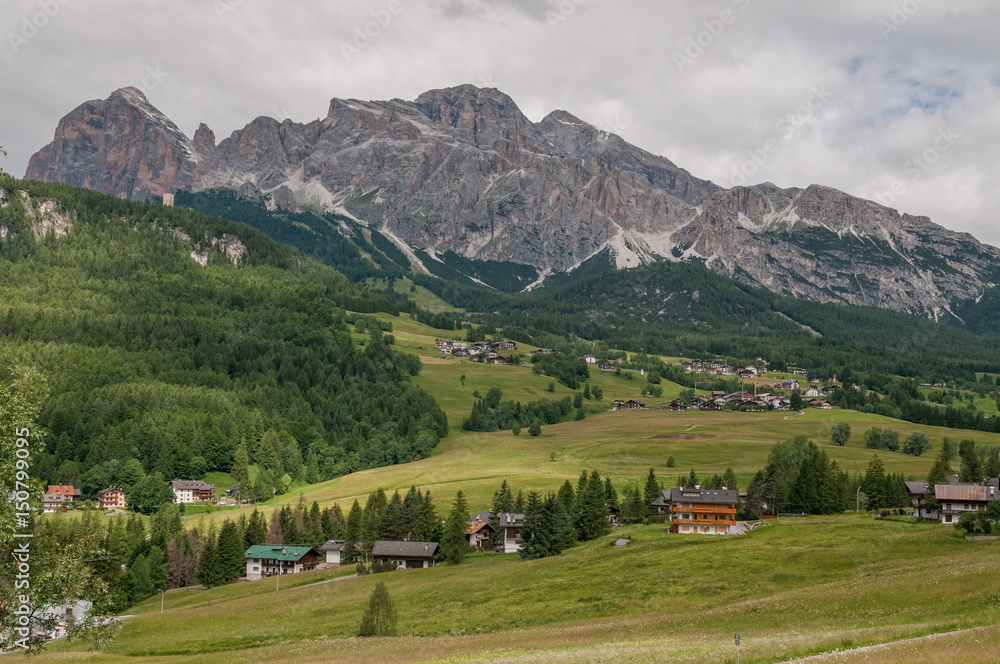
[25,85,1000,316]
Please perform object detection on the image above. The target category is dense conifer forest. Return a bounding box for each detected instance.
[0,178,447,496]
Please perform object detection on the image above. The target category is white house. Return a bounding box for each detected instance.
[169,480,215,504]
[320,539,345,566]
[496,512,524,553]
[244,545,319,580]
[934,484,998,524]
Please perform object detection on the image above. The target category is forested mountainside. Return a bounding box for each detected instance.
[171,185,1000,384]
[0,178,447,495]
[27,85,1000,315]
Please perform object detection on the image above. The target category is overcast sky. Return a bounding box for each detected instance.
[2,0,998,244]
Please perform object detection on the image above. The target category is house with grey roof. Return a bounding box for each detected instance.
[372,540,438,569]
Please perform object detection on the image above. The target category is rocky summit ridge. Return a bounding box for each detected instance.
[24,84,1000,317]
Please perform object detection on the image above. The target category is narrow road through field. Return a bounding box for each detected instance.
[287,574,359,591]
[777,625,989,662]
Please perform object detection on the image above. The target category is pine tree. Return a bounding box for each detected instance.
[414,490,440,542]
[362,489,388,554]
[863,455,887,512]
[146,545,168,592]
[358,580,397,637]
[344,499,364,563]
[687,468,699,487]
[959,441,986,484]
[217,520,244,584]
[232,440,250,487]
[266,511,284,545]
[328,503,346,539]
[604,477,619,510]
[441,490,471,565]
[196,534,223,588]
[245,509,267,547]
[519,491,543,559]
[923,453,949,513]
[379,491,404,541]
[305,450,320,484]
[578,470,610,540]
[514,490,525,513]
[583,383,591,400]
[643,468,660,515]
[722,467,738,493]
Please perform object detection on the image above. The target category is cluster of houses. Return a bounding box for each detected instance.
[434,338,517,364]
[681,358,769,378]
[665,391,793,412]
[242,488,749,581]
[581,355,620,372]
[905,477,1000,524]
[40,480,218,514]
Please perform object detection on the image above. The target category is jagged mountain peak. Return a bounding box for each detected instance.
[24,84,1000,316]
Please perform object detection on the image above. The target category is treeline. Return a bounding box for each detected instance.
[830,379,1000,435]
[461,387,591,433]
[1,179,446,494]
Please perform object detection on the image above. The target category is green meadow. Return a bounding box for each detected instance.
[15,515,1000,663]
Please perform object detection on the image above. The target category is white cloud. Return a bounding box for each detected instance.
[2,0,998,244]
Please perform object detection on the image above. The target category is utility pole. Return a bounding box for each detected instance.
[856,485,862,513]
[160,589,164,614]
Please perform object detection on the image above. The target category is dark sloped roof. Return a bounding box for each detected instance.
[669,487,738,505]
[320,539,345,552]
[496,513,525,527]
[905,480,929,494]
[372,540,438,559]
[170,480,215,491]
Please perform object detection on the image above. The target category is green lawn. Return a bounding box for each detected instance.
[18,515,1000,663]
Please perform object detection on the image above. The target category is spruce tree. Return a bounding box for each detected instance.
[245,509,267,547]
[146,546,168,592]
[688,468,699,487]
[305,450,320,484]
[923,453,948,513]
[344,499,364,563]
[358,581,397,637]
[217,520,244,584]
[604,477,619,510]
[519,491,543,559]
[722,467,738,493]
[266,511,284,545]
[328,503,346,540]
[257,429,282,475]
[643,468,660,515]
[232,440,250,487]
[196,535,223,588]
[863,455,887,512]
[578,470,610,540]
[414,490,440,542]
[440,491,471,565]
[959,441,986,484]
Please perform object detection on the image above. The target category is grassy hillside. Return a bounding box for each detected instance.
[14,515,1000,663]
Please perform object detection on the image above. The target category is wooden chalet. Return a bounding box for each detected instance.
[613,399,646,411]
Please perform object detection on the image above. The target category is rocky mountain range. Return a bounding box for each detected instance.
[25,85,1000,318]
